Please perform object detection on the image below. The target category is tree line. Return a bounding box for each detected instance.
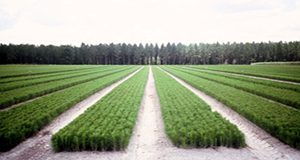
[1,41,299,65]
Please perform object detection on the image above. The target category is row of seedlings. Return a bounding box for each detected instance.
[0,66,139,151]
[153,67,245,148]
[0,65,96,78]
[170,66,300,109]
[185,66,300,93]
[163,66,300,149]
[0,66,98,84]
[0,66,130,109]
[189,65,300,83]
[0,66,114,91]
[52,67,148,151]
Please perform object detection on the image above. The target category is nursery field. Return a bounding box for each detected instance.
[188,64,300,83]
[0,64,300,160]
[163,65,300,149]
[153,67,245,148]
[0,65,139,151]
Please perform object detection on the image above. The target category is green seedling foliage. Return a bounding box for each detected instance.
[184,66,300,93]
[0,66,116,91]
[0,66,99,84]
[52,67,148,152]
[170,66,300,109]
[0,65,96,78]
[163,66,300,149]
[153,67,245,148]
[0,66,131,108]
[188,65,300,83]
[0,66,138,151]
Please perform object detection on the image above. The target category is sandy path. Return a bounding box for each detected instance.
[0,67,143,160]
[0,67,256,160]
[2,66,300,160]
[160,67,300,160]
[184,66,300,86]
[126,67,256,160]
[123,67,258,160]
[124,66,171,160]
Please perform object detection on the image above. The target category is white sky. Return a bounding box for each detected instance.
[0,0,299,46]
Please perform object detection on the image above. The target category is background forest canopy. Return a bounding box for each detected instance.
[1,41,300,65]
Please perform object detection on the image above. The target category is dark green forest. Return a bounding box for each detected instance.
[1,41,300,65]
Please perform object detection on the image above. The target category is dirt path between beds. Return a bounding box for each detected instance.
[2,66,300,160]
[123,67,259,160]
[0,67,143,160]
[123,66,170,160]
[126,67,257,160]
[0,67,256,160]
[160,67,300,160]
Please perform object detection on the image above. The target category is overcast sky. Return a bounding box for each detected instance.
[0,0,299,46]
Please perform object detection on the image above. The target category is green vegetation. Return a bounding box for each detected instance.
[170,66,300,109]
[0,65,96,78]
[153,67,245,148]
[0,66,129,108]
[1,64,299,152]
[251,61,300,65]
[163,66,300,149]
[185,66,300,93]
[189,65,300,83]
[0,66,138,151]
[0,66,114,91]
[0,66,98,84]
[52,67,148,151]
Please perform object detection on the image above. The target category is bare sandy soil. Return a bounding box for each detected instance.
[124,67,171,160]
[161,67,300,160]
[1,66,300,160]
